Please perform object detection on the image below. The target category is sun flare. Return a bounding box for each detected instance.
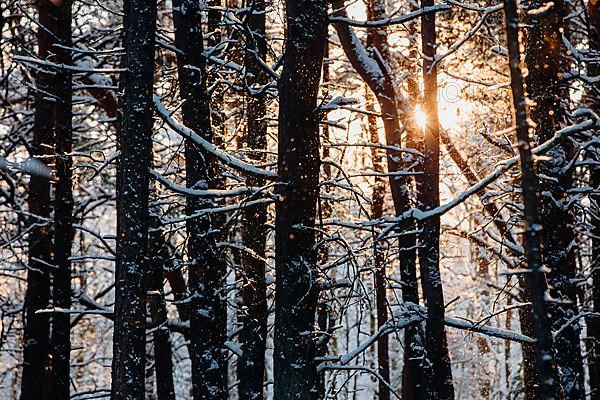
[415,107,427,129]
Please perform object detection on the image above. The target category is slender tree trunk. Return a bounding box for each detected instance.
[400,26,427,400]
[586,2,600,398]
[238,1,268,398]
[147,216,176,400]
[21,1,58,398]
[503,1,559,398]
[111,0,156,398]
[172,1,227,398]
[51,1,74,398]
[273,0,327,397]
[366,91,390,400]
[523,1,585,397]
[364,4,390,399]
[418,3,454,399]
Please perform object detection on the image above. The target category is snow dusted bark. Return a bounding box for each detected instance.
[172,1,227,399]
[111,0,156,398]
[147,216,176,400]
[503,1,559,398]
[587,2,600,398]
[50,0,74,398]
[274,0,327,397]
[238,1,268,398]
[523,1,585,397]
[21,1,63,398]
[418,2,455,399]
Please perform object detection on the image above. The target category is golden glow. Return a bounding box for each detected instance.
[439,99,474,131]
[414,107,427,129]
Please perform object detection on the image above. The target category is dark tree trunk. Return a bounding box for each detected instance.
[418,3,455,399]
[586,2,600,399]
[503,1,559,398]
[147,216,176,400]
[21,1,58,398]
[364,3,390,398]
[172,1,227,398]
[366,93,390,400]
[237,1,268,399]
[50,1,74,398]
[273,0,327,398]
[111,0,156,398]
[523,1,585,397]
[399,24,427,400]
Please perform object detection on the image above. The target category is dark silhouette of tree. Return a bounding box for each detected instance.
[111,0,156,398]
[172,1,227,398]
[418,2,455,398]
[21,1,61,398]
[504,1,559,398]
[273,0,327,397]
[50,0,74,398]
[586,1,600,398]
[523,1,585,397]
[238,0,269,398]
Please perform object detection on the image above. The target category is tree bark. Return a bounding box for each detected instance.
[237,1,269,399]
[586,2,600,399]
[172,1,227,398]
[503,1,560,398]
[273,0,327,398]
[418,2,455,399]
[111,0,156,398]
[364,4,390,398]
[50,1,74,398]
[21,1,59,398]
[523,1,585,397]
[147,216,176,400]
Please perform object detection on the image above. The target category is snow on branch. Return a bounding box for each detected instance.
[12,55,125,74]
[379,118,599,237]
[330,4,450,27]
[153,95,277,180]
[150,169,264,198]
[328,302,534,369]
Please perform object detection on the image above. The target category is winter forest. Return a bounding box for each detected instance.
[1,0,600,399]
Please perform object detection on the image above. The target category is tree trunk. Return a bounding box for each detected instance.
[364,4,390,396]
[503,1,559,398]
[21,1,58,398]
[172,1,227,398]
[50,1,74,398]
[147,216,176,400]
[111,0,156,398]
[237,1,268,398]
[523,1,585,397]
[586,2,600,399]
[273,0,327,398]
[418,2,455,399]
